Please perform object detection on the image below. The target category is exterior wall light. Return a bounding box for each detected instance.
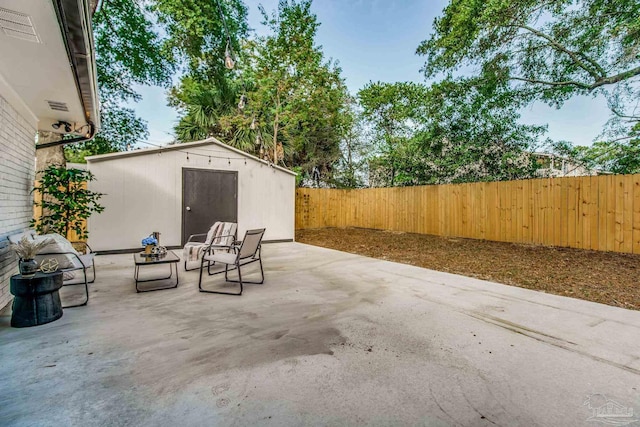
[52,121,72,132]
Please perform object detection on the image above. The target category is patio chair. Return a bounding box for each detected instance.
[183,222,237,271]
[8,231,95,308]
[198,228,265,296]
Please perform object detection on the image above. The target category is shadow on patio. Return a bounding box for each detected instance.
[1,242,640,426]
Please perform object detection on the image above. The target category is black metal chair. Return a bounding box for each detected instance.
[198,228,265,296]
[37,242,95,308]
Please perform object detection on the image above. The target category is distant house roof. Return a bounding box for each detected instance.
[85,137,298,176]
[0,0,99,139]
[532,151,603,177]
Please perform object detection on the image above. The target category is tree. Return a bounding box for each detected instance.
[154,0,249,142]
[153,0,248,81]
[207,0,350,181]
[359,78,542,186]
[32,166,104,240]
[256,0,349,173]
[417,0,640,142]
[358,81,430,186]
[330,100,372,188]
[65,0,174,160]
[172,75,247,144]
[416,78,542,183]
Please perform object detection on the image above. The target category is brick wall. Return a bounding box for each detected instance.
[0,94,36,310]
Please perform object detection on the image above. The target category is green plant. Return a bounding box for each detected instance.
[31,165,105,240]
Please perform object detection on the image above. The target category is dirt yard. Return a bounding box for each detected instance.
[296,227,640,310]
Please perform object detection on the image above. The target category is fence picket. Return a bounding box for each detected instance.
[296,174,640,254]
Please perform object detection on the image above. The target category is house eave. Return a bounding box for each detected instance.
[0,0,100,146]
[52,0,100,135]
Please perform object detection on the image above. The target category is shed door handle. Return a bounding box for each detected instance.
[186,206,191,211]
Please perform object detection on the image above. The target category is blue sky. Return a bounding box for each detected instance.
[131,0,611,147]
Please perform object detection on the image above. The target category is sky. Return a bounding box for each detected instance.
[131,0,612,148]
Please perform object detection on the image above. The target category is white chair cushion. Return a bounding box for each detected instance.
[203,252,237,265]
[34,233,80,269]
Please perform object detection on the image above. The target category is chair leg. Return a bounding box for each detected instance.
[197,257,205,291]
[88,259,96,284]
[199,262,243,295]
[225,256,264,285]
[62,267,89,308]
[251,254,264,284]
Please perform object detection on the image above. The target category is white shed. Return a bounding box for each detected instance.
[86,138,296,252]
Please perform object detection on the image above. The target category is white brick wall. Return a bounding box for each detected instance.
[0,93,36,310]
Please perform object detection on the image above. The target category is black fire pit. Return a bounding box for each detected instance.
[10,271,63,328]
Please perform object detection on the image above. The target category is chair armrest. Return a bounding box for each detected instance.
[186,233,208,244]
[203,235,238,254]
[205,234,235,247]
[209,233,235,243]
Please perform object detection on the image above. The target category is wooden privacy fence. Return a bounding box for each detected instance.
[296,174,640,254]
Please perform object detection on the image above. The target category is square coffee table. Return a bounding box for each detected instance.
[133,250,180,292]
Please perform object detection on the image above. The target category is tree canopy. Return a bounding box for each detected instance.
[68,0,639,183]
[67,0,247,161]
[66,0,174,160]
[417,0,640,140]
[173,0,350,180]
[359,78,542,186]
[154,0,249,143]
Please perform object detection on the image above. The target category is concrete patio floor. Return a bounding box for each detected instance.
[1,242,639,426]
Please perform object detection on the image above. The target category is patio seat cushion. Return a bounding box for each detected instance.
[34,233,80,270]
[203,251,237,265]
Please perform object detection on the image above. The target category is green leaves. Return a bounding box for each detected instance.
[173,0,350,182]
[94,0,173,99]
[152,0,248,78]
[31,166,105,240]
[69,0,248,160]
[358,78,542,186]
[73,0,176,159]
[418,0,640,145]
[243,0,348,174]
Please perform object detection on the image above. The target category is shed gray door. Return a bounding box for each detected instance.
[182,168,238,245]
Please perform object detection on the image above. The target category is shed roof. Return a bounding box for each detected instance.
[86,137,297,176]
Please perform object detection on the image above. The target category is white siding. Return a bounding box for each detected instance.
[0,93,36,310]
[87,143,295,251]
